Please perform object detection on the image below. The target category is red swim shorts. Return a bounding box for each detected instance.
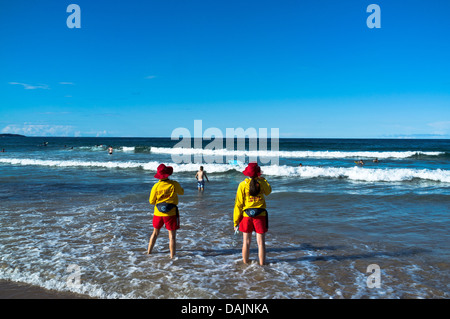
[153,215,180,231]
[239,216,268,234]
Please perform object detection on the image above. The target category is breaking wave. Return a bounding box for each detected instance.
[149,147,445,159]
[2,158,449,183]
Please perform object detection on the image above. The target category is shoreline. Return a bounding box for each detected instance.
[0,279,92,299]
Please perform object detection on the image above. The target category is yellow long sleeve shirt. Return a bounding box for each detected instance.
[233,177,272,227]
[149,179,184,216]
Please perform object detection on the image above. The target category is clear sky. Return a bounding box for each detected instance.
[1,0,449,138]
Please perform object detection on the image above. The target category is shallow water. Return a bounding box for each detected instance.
[0,137,449,298]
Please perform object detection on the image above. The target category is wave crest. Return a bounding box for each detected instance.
[150,147,444,159]
[1,158,449,183]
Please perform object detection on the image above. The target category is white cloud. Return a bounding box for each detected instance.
[9,82,49,90]
[428,121,450,135]
[59,82,75,85]
[1,124,74,137]
[145,75,157,79]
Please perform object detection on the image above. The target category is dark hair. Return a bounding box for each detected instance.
[249,177,260,196]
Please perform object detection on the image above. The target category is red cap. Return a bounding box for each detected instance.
[242,162,261,178]
[154,164,173,179]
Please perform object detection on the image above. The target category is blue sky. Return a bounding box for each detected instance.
[1,0,449,138]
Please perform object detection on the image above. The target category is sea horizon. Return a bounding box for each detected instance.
[3,134,450,140]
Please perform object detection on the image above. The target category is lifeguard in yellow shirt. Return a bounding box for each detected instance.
[234,162,271,266]
[147,164,184,258]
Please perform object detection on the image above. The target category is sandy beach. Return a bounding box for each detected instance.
[0,280,90,299]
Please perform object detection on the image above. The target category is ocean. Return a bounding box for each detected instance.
[0,136,449,299]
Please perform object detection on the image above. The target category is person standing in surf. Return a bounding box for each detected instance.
[233,162,271,266]
[195,166,209,192]
[147,164,184,258]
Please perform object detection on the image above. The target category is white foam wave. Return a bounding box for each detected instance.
[0,158,144,169]
[150,147,443,159]
[0,158,238,174]
[121,146,135,152]
[262,165,450,183]
[1,158,449,183]
[0,267,131,299]
[76,146,139,153]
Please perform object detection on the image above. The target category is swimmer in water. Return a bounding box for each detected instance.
[195,166,209,192]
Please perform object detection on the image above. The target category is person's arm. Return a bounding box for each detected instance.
[195,172,198,180]
[233,183,245,228]
[205,172,209,182]
[149,183,157,205]
[259,177,272,196]
[174,181,184,195]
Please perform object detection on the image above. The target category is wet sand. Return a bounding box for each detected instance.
[0,280,91,299]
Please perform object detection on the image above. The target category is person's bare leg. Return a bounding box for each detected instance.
[147,228,160,254]
[256,233,266,266]
[168,230,177,258]
[242,232,251,264]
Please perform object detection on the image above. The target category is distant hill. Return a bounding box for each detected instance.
[0,134,26,137]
